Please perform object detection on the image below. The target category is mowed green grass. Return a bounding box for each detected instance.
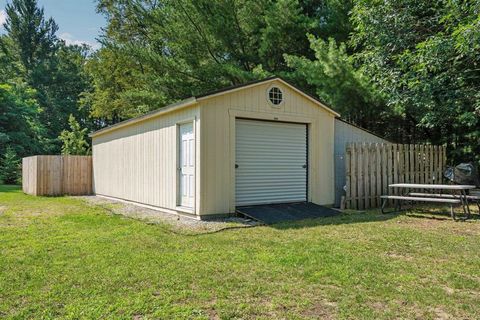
[1,185,480,319]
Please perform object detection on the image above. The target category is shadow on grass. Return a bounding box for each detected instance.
[269,210,401,230]
[0,185,21,193]
[403,207,480,222]
[268,205,480,230]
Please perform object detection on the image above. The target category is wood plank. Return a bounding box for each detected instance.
[381,143,388,201]
[404,144,410,183]
[421,144,426,184]
[358,143,364,210]
[363,143,370,209]
[21,155,92,196]
[398,144,404,184]
[392,144,399,192]
[375,143,382,208]
[351,143,358,209]
[345,143,352,209]
[369,143,376,207]
[380,195,460,204]
[442,146,447,183]
[428,145,436,183]
[409,144,415,183]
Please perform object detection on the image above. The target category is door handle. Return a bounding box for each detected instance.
[302,164,307,169]
[235,164,239,169]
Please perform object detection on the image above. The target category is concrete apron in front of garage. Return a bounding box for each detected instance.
[236,202,339,224]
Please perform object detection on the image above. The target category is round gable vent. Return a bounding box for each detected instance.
[268,86,283,105]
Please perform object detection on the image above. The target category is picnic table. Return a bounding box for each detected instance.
[381,183,478,220]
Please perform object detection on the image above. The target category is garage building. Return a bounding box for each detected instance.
[90,77,376,219]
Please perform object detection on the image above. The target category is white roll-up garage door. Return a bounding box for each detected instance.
[235,119,307,206]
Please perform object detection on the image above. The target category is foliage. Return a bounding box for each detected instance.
[0,83,46,157]
[0,0,94,155]
[350,0,480,163]
[285,35,391,133]
[0,0,478,164]
[59,115,90,155]
[88,0,330,120]
[3,0,58,73]
[0,147,21,184]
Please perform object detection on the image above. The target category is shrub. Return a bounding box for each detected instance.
[0,147,21,185]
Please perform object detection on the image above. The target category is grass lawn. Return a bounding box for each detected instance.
[1,185,480,319]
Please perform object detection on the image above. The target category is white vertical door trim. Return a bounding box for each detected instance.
[178,121,195,208]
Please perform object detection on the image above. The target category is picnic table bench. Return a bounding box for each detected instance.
[381,183,478,220]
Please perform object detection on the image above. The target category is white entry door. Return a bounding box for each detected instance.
[179,122,195,208]
[235,119,307,206]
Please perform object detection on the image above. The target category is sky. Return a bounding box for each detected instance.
[0,0,106,50]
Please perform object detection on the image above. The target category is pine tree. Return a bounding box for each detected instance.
[0,147,21,185]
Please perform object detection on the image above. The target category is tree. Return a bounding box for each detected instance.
[58,114,90,155]
[0,83,46,158]
[285,35,390,134]
[0,146,21,184]
[1,0,95,154]
[88,0,332,120]
[2,0,58,76]
[351,0,480,164]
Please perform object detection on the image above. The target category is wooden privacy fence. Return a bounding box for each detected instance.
[22,155,92,196]
[345,143,447,210]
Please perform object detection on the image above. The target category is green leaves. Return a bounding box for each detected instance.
[351,0,480,164]
[89,0,333,120]
[59,115,90,156]
[0,146,21,184]
[285,36,387,131]
[1,0,94,156]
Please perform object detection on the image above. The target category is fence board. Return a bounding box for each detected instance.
[375,144,382,208]
[22,155,92,196]
[345,143,446,209]
[351,144,357,209]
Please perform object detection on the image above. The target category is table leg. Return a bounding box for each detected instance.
[461,189,471,219]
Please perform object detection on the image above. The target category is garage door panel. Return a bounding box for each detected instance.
[235,119,307,206]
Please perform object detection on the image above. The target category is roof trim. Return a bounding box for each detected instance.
[274,78,340,117]
[335,117,391,142]
[195,76,278,99]
[89,97,197,137]
[89,77,340,138]
[195,76,340,117]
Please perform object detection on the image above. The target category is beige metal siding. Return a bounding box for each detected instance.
[92,106,200,215]
[200,80,335,215]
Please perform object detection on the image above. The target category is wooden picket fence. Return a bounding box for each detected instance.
[345,143,447,210]
[22,155,93,196]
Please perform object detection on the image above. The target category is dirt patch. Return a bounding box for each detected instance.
[385,252,413,261]
[442,286,455,295]
[395,210,480,234]
[302,300,336,319]
[206,309,220,320]
[79,196,260,233]
[0,206,5,215]
[430,307,453,320]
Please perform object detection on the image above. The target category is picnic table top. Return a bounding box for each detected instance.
[389,183,476,190]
